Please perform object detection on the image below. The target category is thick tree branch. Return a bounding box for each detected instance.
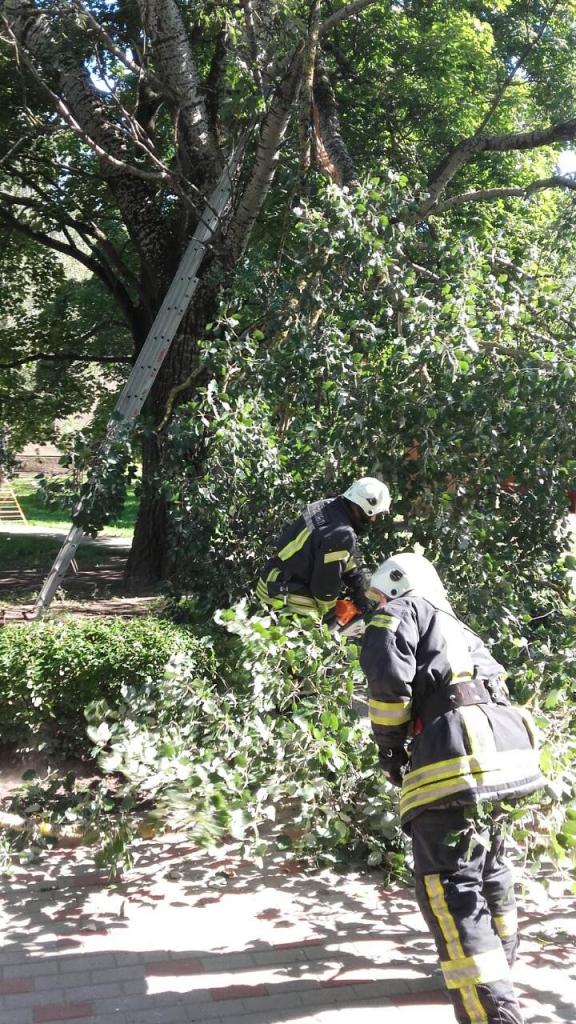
[433,175,576,214]
[412,120,576,223]
[313,47,359,187]
[2,32,171,184]
[319,0,380,37]
[299,0,321,184]
[136,0,222,186]
[226,45,305,258]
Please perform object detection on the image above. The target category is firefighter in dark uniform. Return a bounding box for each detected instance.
[360,552,545,1024]
[256,477,391,619]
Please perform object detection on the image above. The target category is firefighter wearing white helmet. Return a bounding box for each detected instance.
[360,552,545,1024]
[342,477,391,517]
[256,477,391,619]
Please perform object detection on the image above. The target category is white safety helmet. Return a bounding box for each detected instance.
[369,552,446,601]
[343,477,391,516]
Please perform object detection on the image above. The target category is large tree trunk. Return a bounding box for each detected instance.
[124,268,222,582]
[127,433,170,583]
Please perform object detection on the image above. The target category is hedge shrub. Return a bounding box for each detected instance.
[0,617,212,754]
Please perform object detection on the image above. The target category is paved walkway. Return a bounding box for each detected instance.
[1,836,574,1024]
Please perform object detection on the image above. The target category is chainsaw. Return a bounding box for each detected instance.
[332,598,370,639]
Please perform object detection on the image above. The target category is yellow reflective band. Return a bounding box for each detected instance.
[256,581,284,610]
[345,554,357,569]
[399,749,540,817]
[402,754,473,791]
[437,610,474,679]
[257,569,283,606]
[401,774,485,817]
[369,698,412,726]
[425,875,464,960]
[324,549,349,564]
[288,593,319,609]
[458,704,497,756]
[493,909,517,940]
[441,946,510,989]
[425,876,488,1022]
[368,614,400,632]
[516,706,539,748]
[278,526,311,561]
[402,747,538,794]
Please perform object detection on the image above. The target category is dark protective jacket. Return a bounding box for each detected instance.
[360,594,545,830]
[257,496,370,617]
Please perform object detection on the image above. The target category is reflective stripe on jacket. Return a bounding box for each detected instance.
[257,496,369,617]
[360,595,545,829]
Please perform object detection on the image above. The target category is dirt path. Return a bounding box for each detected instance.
[0,747,102,801]
[1,542,163,623]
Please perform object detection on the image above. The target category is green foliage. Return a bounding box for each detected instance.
[72,420,139,536]
[158,390,295,607]
[155,180,576,631]
[1,606,407,877]
[0,617,201,754]
[82,603,407,874]
[3,602,574,888]
[35,474,79,516]
[0,231,131,451]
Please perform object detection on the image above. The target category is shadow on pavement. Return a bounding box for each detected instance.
[0,837,575,1023]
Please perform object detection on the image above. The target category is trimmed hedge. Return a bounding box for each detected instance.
[0,617,210,754]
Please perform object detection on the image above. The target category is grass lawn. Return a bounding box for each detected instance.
[9,477,137,535]
[0,532,129,571]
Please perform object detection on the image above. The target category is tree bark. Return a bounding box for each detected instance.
[313,48,359,187]
[124,267,222,582]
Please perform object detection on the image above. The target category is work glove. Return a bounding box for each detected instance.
[350,595,379,617]
[379,747,408,788]
[382,768,404,788]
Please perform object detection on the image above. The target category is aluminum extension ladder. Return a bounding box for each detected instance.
[34,139,251,617]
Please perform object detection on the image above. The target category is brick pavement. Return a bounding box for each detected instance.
[1,837,575,1024]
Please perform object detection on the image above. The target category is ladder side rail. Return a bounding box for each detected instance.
[34,526,86,615]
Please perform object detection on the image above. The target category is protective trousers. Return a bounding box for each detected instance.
[411,808,524,1024]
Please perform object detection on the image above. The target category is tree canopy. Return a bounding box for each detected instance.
[0,0,575,588]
